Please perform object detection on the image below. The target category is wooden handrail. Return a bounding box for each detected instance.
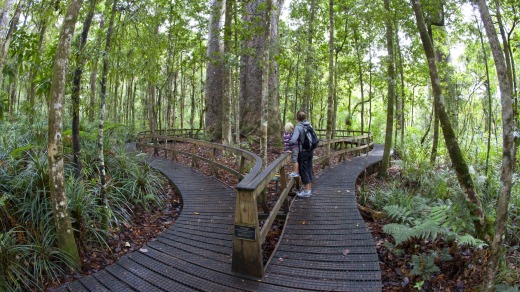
[231,131,373,278]
[135,130,262,187]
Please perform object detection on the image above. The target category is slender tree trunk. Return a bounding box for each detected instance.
[47,0,83,268]
[476,0,516,288]
[233,3,240,145]
[98,0,117,227]
[0,0,15,42]
[71,0,96,180]
[28,21,47,125]
[205,0,224,141]
[326,0,334,143]
[380,0,394,177]
[431,109,439,163]
[89,59,98,122]
[260,0,272,163]
[411,0,486,236]
[302,0,316,112]
[0,0,20,82]
[395,22,405,145]
[222,0,233,145]
[475,17,493,176]
[354,28,365,132]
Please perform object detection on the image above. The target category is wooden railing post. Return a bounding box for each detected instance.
[237,156,245,181]
[232,188,264,278]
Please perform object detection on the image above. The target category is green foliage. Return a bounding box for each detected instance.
[0,229,38,291]
[410,252,440,277]
[107,151,164,211]
[383,201,487,248]
[0,122,167,289]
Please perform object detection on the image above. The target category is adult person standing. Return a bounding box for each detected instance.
[289,110,314,197]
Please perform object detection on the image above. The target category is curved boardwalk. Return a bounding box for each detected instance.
[55,144,384,291]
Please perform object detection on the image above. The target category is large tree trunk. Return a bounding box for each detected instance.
[47,0,83,268]
[240,0,283,141]
[380,0,394,177]
[205,0,224,142]
[72,0,97,180]
[98,0,117,227]
[267,0,284,146]
[411,0,486,236]
[476,0,516,289]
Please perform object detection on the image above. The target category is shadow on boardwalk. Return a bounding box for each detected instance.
[54,144,384,291]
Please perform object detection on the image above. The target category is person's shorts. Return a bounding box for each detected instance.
[291,148,299,163]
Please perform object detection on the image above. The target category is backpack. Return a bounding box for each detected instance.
[300,124,319,150]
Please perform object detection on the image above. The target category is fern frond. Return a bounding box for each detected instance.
[457,234,487,248]
[383,205,413,225]
[383,223,413,245]
[428,205,450,224]
[410,219,444,242]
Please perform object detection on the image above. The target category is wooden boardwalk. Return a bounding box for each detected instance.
[55,144,383,291]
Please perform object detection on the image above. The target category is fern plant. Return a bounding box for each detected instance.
[410,251,440,277]
[383,202,487,248]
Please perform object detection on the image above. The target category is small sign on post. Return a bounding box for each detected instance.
[234,224,256,241]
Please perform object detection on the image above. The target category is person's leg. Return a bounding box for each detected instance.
[293,162,299,173]
[297,151,313,197]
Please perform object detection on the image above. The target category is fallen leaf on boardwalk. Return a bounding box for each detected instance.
[343,249,351,256]
[139,248,148,253]
[194,212,200,215]
[277,257,284,263]
[300,221,308,225]
[124,242,131,247]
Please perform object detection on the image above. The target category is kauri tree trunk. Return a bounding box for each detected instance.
[205,0,224,142]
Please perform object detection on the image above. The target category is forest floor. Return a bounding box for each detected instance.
[52,145,519,291]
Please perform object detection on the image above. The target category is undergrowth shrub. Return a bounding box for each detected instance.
[0,122,167,290]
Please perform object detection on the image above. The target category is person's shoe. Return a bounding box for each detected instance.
[289,172,299,177]
[296,190,312,198]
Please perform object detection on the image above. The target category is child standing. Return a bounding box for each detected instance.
[283,122,299,177]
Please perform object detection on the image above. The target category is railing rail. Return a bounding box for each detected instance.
[135,130,262,187]
[232,131,373,278]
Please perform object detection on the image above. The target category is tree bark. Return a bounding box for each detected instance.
[98,0,117,227]
[0,0,20,83]
[411,0,486,236]
[380,0,394,177]
[72,0,97,180]
[326,0,334,142]
[302,0,316,113]
[267,0,284,146]
[47,0,83,268]
[476,0,516,288]
[205,0,224,142]
[222,0,233,145]
[240,0,283,142]
[260,0,272,163]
